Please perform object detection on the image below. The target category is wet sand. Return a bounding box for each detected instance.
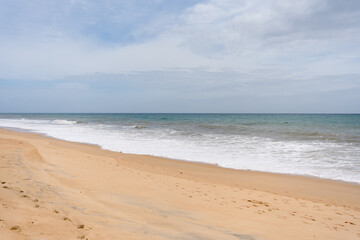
[0,128,359,240]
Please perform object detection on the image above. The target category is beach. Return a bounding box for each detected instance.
[0,127,359,239]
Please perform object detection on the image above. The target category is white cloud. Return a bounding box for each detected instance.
[0,34,218,80]
[0,0,359,81]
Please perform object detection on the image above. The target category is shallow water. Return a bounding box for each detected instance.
[0,113,359,183]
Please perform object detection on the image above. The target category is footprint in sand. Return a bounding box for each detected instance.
[10,225,20,231]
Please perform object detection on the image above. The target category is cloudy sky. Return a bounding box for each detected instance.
[0,0,359,113]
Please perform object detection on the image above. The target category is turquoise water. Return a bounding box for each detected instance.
[0,113,359,183]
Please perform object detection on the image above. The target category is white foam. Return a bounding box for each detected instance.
[51,119,78,125]
[0,118,359,183]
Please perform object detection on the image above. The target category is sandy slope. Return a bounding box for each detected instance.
[0,128,359,240]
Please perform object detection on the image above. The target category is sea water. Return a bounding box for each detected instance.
[0,113,359,183]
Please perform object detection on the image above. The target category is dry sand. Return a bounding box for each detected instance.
[0,128,359,240]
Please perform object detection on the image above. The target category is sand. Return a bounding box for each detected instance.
[0,128,359,240]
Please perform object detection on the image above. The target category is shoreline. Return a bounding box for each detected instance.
[1,126,359,186]
[0,127,359,239]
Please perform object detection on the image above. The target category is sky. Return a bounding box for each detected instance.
[0,0,359,113]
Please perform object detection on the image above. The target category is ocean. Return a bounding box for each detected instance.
[0,113,359,183]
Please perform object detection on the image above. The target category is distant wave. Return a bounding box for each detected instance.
[51,119,79,125]
[196,123,252,134]
[122,125,147,129]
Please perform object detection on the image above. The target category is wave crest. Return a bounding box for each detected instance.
[51,119,78,125]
